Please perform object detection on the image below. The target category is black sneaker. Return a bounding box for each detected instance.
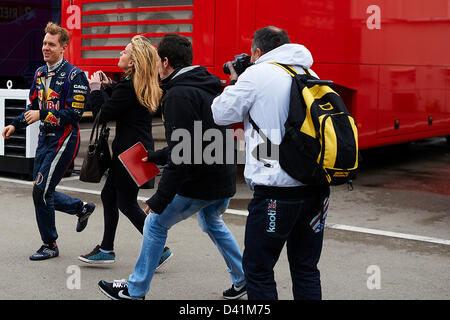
[76,202,95,232]
[223,284,247,300]
[29,243,59,261]
[98,279,144,300]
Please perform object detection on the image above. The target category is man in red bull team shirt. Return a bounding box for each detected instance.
[1,22,95,260]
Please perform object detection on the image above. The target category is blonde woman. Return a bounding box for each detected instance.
[79,36,172,266]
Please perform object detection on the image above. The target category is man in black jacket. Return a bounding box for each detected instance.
[98,34,246,300]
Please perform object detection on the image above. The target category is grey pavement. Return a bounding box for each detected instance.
[0,118,448,300]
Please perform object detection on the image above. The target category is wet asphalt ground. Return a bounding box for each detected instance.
[0,117,448,301]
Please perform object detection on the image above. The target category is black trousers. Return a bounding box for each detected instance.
[100,174,147,251]
[242,185,329,300]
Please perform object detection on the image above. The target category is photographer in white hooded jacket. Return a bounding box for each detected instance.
[212,26,329,300]
[212,39,319,189]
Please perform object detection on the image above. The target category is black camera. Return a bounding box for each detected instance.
[223,53,252,75]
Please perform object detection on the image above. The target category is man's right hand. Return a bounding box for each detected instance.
[2,125,15,139]
[142,201,157,215]
[227,62,239,82]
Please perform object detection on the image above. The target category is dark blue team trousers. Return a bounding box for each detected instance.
[242,185,329,300]
[32,127,83,244]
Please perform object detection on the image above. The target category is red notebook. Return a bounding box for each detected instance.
[118,142,160,187]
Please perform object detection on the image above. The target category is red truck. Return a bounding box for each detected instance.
[62,0,450,149]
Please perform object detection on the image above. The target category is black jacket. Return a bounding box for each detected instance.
[146,66,236,213]
[90,78,155,189]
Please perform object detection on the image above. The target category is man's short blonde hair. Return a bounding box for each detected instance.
[45,22,70,46]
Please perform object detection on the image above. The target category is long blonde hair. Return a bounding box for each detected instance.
[126,35,162,113]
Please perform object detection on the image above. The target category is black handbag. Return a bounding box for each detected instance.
[79,112,111,183]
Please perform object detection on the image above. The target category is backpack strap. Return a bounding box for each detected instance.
[248,62,300,168]
[269,62,299,77]
[270,62,334,86]
[248,113,274,168]
[270,62,313,77]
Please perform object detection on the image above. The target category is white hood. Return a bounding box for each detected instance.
[212,43,316,188]
[255,43,314,68]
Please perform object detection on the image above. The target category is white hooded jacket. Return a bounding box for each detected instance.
[212,43,318,188]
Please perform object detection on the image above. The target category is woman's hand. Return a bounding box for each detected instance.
[97,71,112,87]
[88,72,102,91]
[88,71,111,91]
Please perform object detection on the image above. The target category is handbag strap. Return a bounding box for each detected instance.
[89,111,102,144]
[99,121,109,140]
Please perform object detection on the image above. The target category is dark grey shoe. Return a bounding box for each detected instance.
[29,243,59,261]
[76,202,95,232]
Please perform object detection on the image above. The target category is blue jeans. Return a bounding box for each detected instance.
[127,195,245,298]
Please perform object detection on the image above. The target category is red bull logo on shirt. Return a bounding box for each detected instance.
[47,89,59,100]
[44,112,60,126]
[47,89,60,100]
[44,89,61,110]
[46,100,60,110]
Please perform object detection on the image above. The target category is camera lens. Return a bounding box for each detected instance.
[223,62,231,75]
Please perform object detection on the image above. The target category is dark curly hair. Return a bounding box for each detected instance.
[157,34,193,69]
